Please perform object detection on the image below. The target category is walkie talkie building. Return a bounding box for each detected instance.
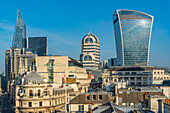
[113,10,153,66]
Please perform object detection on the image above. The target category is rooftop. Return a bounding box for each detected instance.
[109,66,169,72]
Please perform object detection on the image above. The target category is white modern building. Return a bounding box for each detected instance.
[80,32,100,70]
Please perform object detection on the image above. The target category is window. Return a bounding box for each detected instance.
[86,94,90,100]
[118,72,122,75]
[68,75,74,78]
[84,55,92,61]
[154,72,156,74]
[44,91,48,96]
[38,89,41,96]
[158,72,160,74]
[29,90,33,97]
[125,72,130,75]
[93,95,96,100]
[161,72,163,75]
[130,77,135,80]
[99,95,102,100]
[39,101,42,106]
[88,105,91,111]
[20,102,22,107]
[29,102,32,107]
[119,97,122,103]
[58,99,60,104]
[132,72,136,75]
[85,38,93,43]
[137,77,141,80]
[131,82,135,85]
[78,105,84,111]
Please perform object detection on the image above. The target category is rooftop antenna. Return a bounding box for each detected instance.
[88,30,92,35]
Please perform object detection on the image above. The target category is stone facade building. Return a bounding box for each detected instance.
[69,92,110,112]
[109,66,170,87]
[9,71,75,113]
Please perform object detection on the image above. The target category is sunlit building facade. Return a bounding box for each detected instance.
[12,10,26,49]
[81,32,100,70]
[113,10,153,66]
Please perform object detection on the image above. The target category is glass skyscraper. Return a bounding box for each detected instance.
[28,37,47,56]
[12,10,26,49]
[113,10,153,66]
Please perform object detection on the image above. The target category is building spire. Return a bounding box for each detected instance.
[12,10,26,49]
[88,31,92,35]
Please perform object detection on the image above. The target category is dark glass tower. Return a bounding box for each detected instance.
[28,37,47,56]
[12,10,26,49]
[113,10,153,66]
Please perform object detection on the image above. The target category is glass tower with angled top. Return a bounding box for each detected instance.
[12,10,26,49]
[113,9,153,66]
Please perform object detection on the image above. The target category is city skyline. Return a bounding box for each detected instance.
[0,0,170,72]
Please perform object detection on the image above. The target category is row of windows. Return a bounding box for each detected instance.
[83,62,94,64]
[78,105,92,111]
[154,77,169,80]
[86,94,103,101]
[21,98,66,108]
[154,72,164,75]
[83,45,100,47]
[117,72,140,75]
[28,89,68,97]
[83,48,100,50]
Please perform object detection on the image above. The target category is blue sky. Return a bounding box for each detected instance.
[0,0,170,72]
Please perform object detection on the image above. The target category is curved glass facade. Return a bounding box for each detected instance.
[113,10,153,66]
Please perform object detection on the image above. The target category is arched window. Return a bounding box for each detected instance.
[85,38,93,43]
[84,55,92,61]
[29,90,33,96]
[38,89,41,96]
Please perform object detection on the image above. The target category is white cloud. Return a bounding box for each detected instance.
[0,21,14,31]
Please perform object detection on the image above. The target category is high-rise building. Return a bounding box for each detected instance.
[108,58,117,67]
[81,32,100,70]
[28,37,47,56]
[12,10,26,49]
[113,10,153,66]
[103,60,108,69]
[5,50,10,91]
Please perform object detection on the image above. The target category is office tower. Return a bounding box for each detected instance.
[108,58,117,67]
[10,47,22,79]
[5,50,11,91]
[113,10,153,66]
[12,10,26,49]
[28,37,47,56]
[103,60,108,69]
[81,32,100,70]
